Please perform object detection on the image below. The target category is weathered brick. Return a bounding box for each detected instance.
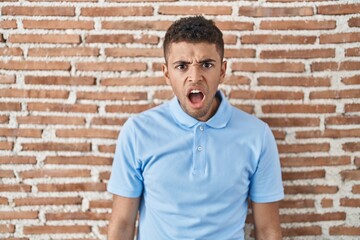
[0,128,42,138]
[318,4,360,15]
[345,104,360,112]
[239,6,313,17]
[25,76,95,86]
[98,144,116,153]
[45,212,109,220]
[153,90,174,100]
[89,200,112,209]
[14,197,82,206]
[0,116,9,124]
[216,21,254,31]
[262,104,336,113]
[260,49,335,59]
[20,169,91,179]
[298,129,360,138]
[342,75,360,84]
[241,34,316,44]
[0,184,31,192]
[262,118,320,128]
[91,117,127,126]
[28,48,99,57]
[348,17,360,27]
[0,211,38,219]
[341,170,360,181]
[260,20,336,30]
[0,224,15,233]
[23,225,91,234]
[282,170,325,181]
[330,226,360,235]
[0,170,14,178]
[27,103,98,113]
[0,47,23,56]
[0,142,13,150]
[223,75,251,85]
[280,199,315,209]
[281,156,351,167]
[56,129,118,139]
[105,48,162,58]
[325,116,360,125]
[0,20,17,29]
[81,7,153,16]
[0,156,37,165]
[8,34,80,44]
[321,198,333,208]
[232,62,305,72]
[320,32,360,43]
[0,89,69,99]
[77,91,147,101]
[23,20,94,30]
[45,156,112,165]
[0,60,71,70]
[106,103,156,113]
[310,90,360,99]
[230,90,303,100]
[346,47,360,57]
[86,34,159,44]
[353,185,360,194]
[224,49,255,58]
[281,212,345,222]
[102,20,171,30]
[37,183,106,192]
[0,74,16,84]
[2,6,75,16]
[340,198,360,207]
[101,77,166,86]
[282,226,322,237]
[159,6,232,15]
[343,142,360,152]
[258,77,331,87]
[278,143,330,153]
[99,171,111,180]
[0,103,21,111]
[17,116,85,126]
[285,185,338,194]
[21,142,91,152]
[76,62,147,71]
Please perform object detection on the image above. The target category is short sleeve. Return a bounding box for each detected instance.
[249,124,284,203]
[107,118,143,198]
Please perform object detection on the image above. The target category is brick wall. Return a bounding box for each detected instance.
[0,0,359,239]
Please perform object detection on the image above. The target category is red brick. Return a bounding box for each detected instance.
[25,76,95,86]
[260,20,336,30]
[0,142,13,150]
[86,34,158,44]
[241,34,316,44]
[0,103,21,111]
[17,116,85,126]
[106,103,156,113]
[330,226,360,236]
[46,212,109,220]
[14,197,82,206]
[258,77,330,87]
[342,75,360,84]
[216,21,254,31]
[0,116,9,124]
[239,6,313,17]
[260,49,335,59]
[0,156,37,165]
[262,104,336,113]
[0,20,17,29]
[224,49,255,58]
[23,20,94,30]
[318,4,360,15]
[340,198,360,207]
[341,170,360,181]
[310,90,360,99]
[20,169,91,179]
[285,185,338,194]
[281,212,344,222]
[281,156,351,167]
[0,60,70,70]
[8,34,80,44]
[280,199,315,209]
[101,77,166,86]
[77,91,147,101]
[45,156,112,165]
[297,129,360,139]
[349,17,360,27]
[0,74,16,84]
[230,90,303,100]
[98,144,115,153]
[76,62,147,72]
[105,48,162,58]
[102,20,171,30]
[278,143,330,153]
[356,158,360,167]
[223,75,251,85]
[326,116,360,125]
[0,128,42,138]
[345,104,360,112]
[0,47,22,56]
[89,200,112,209]
[153,90,173,100]
[21,142,91,152]
[0,211,38,219]
[91,117,127,126]
[81,7,153,16]
[282,226,322,237]
[28,48,99,57]
[320,32,360,43]
[282,170,325,181]
[0,184,31,192]
[0,224,15,233]
[27,103,98,113]
[346,47,360,57]
[353,185,360,194]
[312,61,360,71]
[232,62,305,72]
[37,183,106,192]
[159,6,232,15]
[56,129,118,139]
[99,171,110,180]
[321,198,333,208]
[343,142,360,152]
[2,6,75,16]
[0,170,14,178]
[0,89,69,99]
[23,225,91,234]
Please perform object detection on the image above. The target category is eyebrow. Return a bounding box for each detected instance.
[172,58,217,65]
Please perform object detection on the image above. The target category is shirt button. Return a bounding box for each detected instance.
[197,146,203,151]
[199,126,204,131]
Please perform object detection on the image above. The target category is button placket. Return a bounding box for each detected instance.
[193,124,206,175]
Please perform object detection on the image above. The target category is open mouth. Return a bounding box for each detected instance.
[188,89,205,105]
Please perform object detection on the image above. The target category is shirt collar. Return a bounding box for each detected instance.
[169,90,232,129]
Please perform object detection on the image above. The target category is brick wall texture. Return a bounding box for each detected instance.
[0,0,359,239]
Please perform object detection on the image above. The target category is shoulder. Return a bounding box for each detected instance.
[229,105,268,132]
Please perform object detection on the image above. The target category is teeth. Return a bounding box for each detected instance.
[190,90,201,94]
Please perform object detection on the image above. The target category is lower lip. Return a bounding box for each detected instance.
[188,95,205,109]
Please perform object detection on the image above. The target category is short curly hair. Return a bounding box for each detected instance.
[163,16,224,63]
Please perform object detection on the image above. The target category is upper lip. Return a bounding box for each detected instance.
[186,86,205,96]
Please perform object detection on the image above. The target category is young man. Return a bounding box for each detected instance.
[107,16,284,240]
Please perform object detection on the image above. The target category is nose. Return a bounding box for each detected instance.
[188,65,203,83]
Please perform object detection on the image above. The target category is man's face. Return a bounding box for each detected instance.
[163,42,227,122]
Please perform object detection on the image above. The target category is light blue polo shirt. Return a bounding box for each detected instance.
[108,91,284,240]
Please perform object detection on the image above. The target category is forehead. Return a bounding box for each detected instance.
[167,42,221,61]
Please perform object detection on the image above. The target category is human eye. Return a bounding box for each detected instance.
[202,62,214,69]
[175,64,187,71]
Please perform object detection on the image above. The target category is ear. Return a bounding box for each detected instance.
[220,60,227,83]
[162,63,171,85]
